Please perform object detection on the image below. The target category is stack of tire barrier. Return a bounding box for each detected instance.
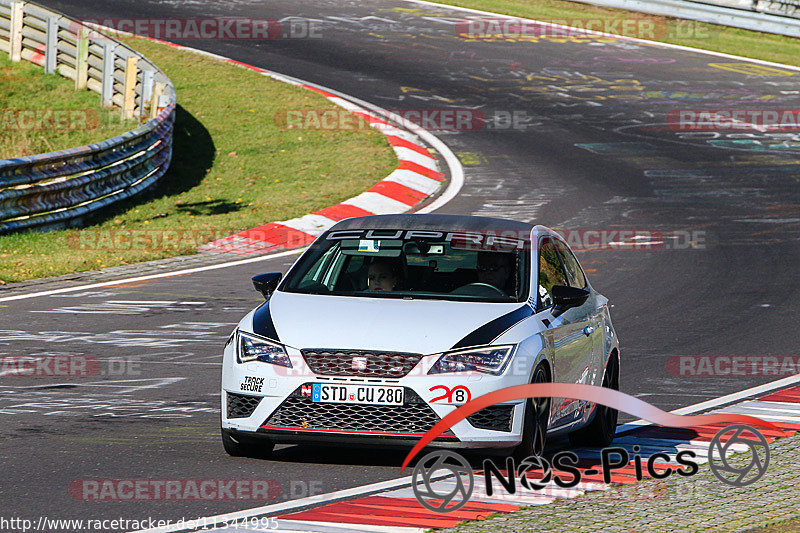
[0,0,175,233]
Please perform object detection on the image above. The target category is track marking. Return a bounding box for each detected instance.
[0,248,304,303]
[615,373,800,433]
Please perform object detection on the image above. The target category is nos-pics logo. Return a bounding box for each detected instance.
[411,424,770,513]
[403,384,776,514]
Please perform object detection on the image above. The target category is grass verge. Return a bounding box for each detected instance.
[0,35,397,283]
[437,0,800,67]
[0,53,135,159]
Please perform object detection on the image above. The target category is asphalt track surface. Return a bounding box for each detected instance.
[3,0,800,528]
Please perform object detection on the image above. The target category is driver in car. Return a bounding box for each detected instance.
[367,259,403,291]
[476,251,513,294]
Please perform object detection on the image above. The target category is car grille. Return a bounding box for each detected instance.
[467,405,514,432]
[301,349,423,378]
[227,392,262,419]
[262,386,451,436]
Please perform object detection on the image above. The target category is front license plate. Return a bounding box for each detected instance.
[311,383,404,406]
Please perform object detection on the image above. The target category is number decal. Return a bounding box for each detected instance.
[429,385,472,404]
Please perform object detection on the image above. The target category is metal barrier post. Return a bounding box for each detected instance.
[150,82,165,118]
[75,26,89,89]
[122,55,138,119]
[140,69,155,119]
[9,1,24,62]
[101,42,115,107]
[44,16,58,74]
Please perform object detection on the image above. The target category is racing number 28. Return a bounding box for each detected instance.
[429,385,471,404]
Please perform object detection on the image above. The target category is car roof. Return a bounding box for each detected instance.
[328,214,535,234]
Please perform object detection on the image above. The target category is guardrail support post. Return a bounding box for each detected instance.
[44,16,58,74]
[101,43,115,107]
[9,1,24,62]
[122,56,138,119]
[74,27,89,89]
[150,82,165,118]
[140,69,155,120]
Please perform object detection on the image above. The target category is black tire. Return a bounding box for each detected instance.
[221,428,274,458]
[568,354,619,448]
[512,363,551,461]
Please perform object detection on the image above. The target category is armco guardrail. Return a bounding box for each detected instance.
[578,0,800,37]
[0,0,175,234]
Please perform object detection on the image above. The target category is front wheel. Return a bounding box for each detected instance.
[221,428,274,458]
[512,363,550,461]
[568,354,619,448]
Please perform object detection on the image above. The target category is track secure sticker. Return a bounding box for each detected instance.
[240,376,264,393]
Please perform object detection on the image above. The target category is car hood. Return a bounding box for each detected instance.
[253,291,526,354]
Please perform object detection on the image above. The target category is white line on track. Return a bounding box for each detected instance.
[615,373,800,433]
[0,248,305,303]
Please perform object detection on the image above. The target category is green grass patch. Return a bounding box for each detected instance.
[437,0,800,67]
[0,54,135,159]
[0,36,397,283]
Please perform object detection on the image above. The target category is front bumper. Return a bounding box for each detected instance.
[220,339,528,449]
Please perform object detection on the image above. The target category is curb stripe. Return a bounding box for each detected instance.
[397,160,445,181]
[387,136,434,158]
[367,181,428,206]
[313,204,375,221]
[301,84,337,98]
[353,111,393,126]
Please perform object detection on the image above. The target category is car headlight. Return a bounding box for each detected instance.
[237,331,292,368]
[428,345,515,375]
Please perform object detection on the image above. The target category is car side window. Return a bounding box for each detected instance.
[554,239,586,289]
[537,238,568,310]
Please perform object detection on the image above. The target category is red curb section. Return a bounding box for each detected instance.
[313,204,374,222]
[279,496,518,528]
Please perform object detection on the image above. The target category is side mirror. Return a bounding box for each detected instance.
[252,272,282,299]
[551,285,590,316]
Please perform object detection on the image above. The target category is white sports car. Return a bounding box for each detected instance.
[221,214,620,459]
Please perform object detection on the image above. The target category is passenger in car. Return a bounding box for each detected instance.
[476,251,514,294]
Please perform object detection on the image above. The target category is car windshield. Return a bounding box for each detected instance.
[281,229,530,302]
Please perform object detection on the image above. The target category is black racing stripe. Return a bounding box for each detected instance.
[251,300,280,342]
[451,305,534,349]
